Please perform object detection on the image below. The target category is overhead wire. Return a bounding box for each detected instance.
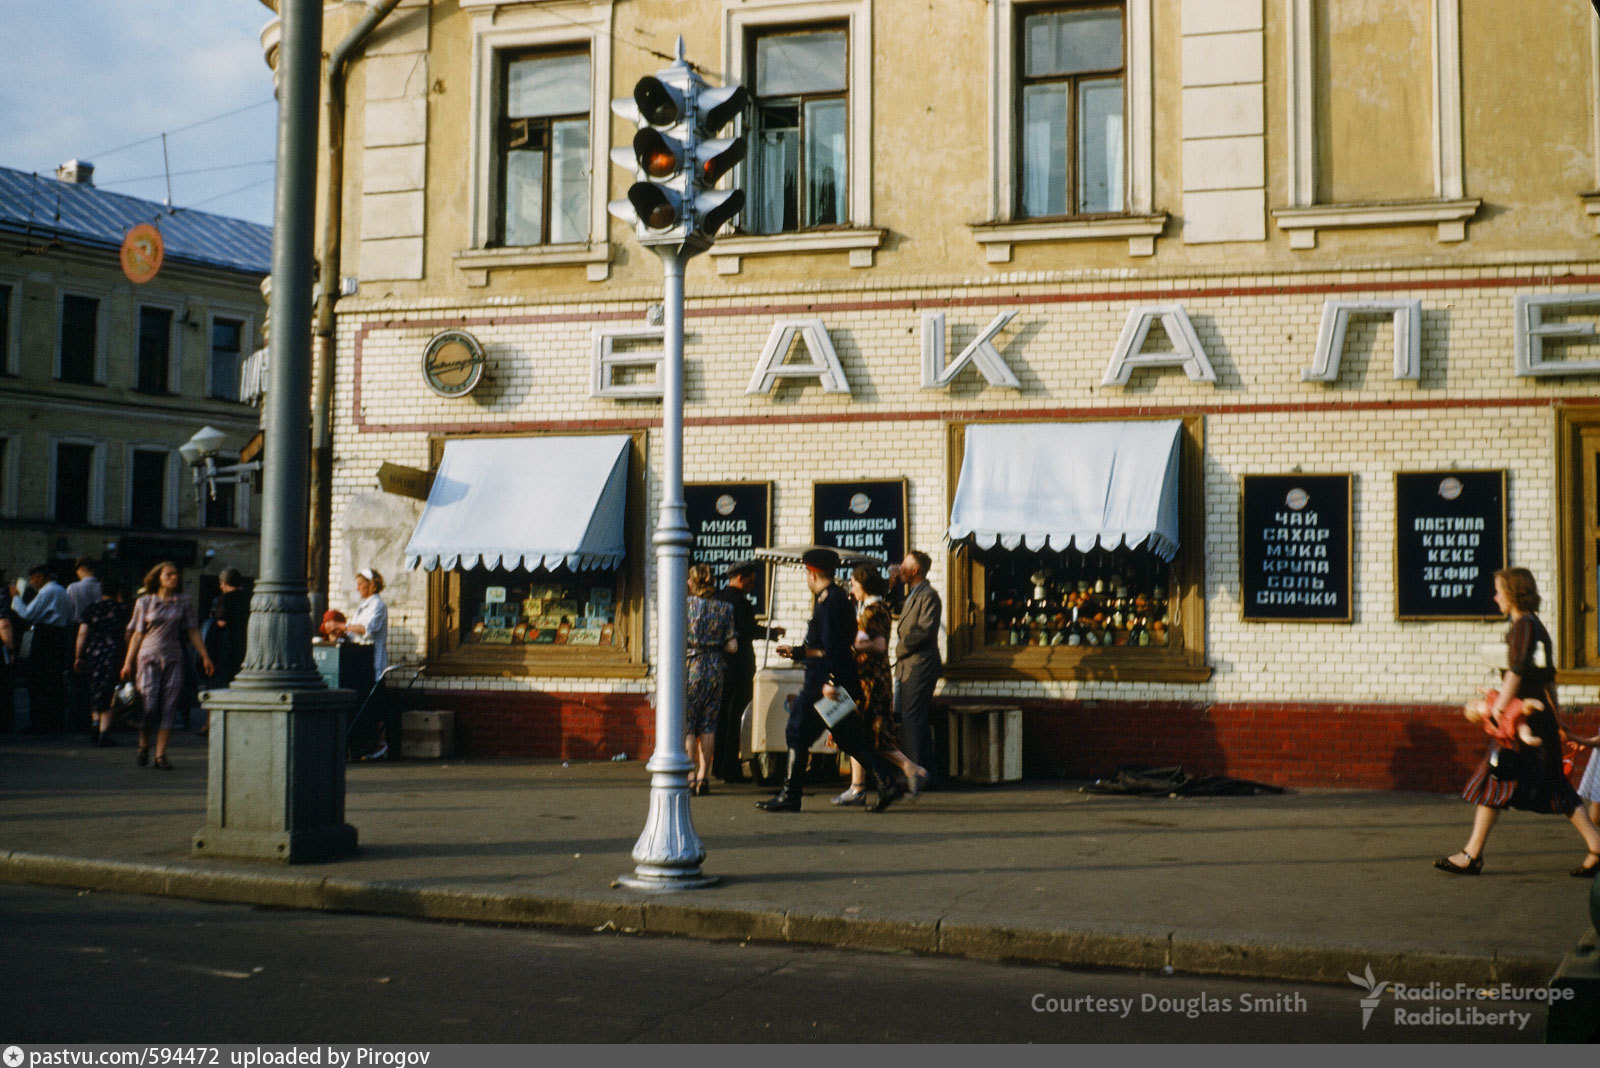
[96,159,277,187]
[85,98,277,161]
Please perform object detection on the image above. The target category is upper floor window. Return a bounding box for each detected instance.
[54,442,95,524]
[747,27,849,234]
[58,294,99,384]
[136,306,173,394]
[202,457,240,530]
[0,283,13,375]
[210,317,243,401]
[129,449,169,530]
[497,49,591,247]
[1017,5,1125,219]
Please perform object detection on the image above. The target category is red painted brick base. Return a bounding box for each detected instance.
[415,689,1598,795]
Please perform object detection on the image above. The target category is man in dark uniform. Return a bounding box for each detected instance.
[712,560,785,783]
[757,548,904,813]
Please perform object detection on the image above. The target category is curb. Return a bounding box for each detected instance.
[0,850,1560,989]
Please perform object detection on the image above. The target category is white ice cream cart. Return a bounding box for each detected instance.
[737,544,887,784]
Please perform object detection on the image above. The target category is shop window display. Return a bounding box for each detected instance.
[978,544,1171,648]
[458,567,619,648]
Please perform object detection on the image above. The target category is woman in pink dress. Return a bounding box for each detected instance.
[121,561,213,769]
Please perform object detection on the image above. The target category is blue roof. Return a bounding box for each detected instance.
[0,165,272,276]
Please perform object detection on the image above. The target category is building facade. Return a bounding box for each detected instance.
[283,0,1600,789]
[0,164,268,603]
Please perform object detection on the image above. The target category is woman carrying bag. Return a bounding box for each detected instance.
[1435,568,1600,877]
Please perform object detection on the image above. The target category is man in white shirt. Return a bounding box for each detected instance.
[12,566,74,731]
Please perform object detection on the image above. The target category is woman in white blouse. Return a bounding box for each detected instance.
[346,567,388,676]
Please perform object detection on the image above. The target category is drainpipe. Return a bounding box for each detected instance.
[308,0,402,617]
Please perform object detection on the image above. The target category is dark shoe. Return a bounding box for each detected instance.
[695,780,710,797]
[868,770,904,813]
[906,767,930,799]
[96,734,117,747]
[1433,852,1482,875]
[136,747,150,767]
[756,749,807,812]
[1572,852,1600,878]
[87,727,99,745]
[151,755,172,771]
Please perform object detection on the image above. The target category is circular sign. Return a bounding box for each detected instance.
[715,494,736,516]
[422,330,487,397]
[849,492,871,515]
[1285,487,1309,511]
[1438,476,1464,501]
[120,223,164,284]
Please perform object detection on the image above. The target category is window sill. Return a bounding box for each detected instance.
[452,243,612,286]
[970,214,1169,261]
[427,647,649,680]
[945,647,1211,684]
[1271,198,1481,249]
[1556,668,1600,687]
[708,228,887,275]
[1579,193,1600,235]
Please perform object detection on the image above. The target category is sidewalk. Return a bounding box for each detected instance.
[1,732,1595,988]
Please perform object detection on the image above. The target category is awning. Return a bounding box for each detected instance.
[404,435,631,572]
[947,420,1183,560]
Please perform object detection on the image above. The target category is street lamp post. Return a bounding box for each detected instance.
[191,0,357,864]
[609,41,746,892]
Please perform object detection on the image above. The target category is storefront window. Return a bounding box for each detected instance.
[457,567,620,648]
[977,544,1171,649]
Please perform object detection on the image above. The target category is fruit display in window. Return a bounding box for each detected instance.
[982,546,1171,648]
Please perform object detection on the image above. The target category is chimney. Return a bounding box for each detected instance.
[55,159,95,185]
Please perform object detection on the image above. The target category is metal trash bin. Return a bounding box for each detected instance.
[946,704,1023,784]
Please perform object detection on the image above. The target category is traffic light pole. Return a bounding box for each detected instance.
[617,247,717,892]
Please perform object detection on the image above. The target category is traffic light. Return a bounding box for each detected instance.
[609,39,747,255]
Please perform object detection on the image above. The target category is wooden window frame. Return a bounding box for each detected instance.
[1556,404,1600,682]
[492,46,590,249]
[743,21,852,235]
[942,416,1210,683]
[423,430,649,679]
[1014,2,1129,221]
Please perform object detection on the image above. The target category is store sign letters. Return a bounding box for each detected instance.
[590,293,1600,401]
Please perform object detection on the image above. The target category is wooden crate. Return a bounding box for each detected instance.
[946,705,1022,784]
[401,710,456,759]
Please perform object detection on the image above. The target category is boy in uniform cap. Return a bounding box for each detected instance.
[758,547,904,812]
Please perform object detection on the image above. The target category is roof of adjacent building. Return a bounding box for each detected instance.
[0,165,272,276]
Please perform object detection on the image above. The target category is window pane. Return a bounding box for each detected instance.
[130,450,167,529]
[204,478,237,529]
[548,118,589,244]
[0,284,11,371]
[1020,84,1068,218]
[1024,8,1122,77]
[1078,77,1124,213]
[756,31,847,96]
[60,295,98,383]
[502,142,546,246]
[54,444,93,524]
[507,53,590,118]
[210,318,243,401]
[458,567,622,648]
[137,306,171,393]
[803,97,847,227]
[979,545,1171,649]
[751,103,799,234]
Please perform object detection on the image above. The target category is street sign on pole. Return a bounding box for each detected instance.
[614,39,745,893]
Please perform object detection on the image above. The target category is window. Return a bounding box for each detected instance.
[1558,407,1600,676]
[202,455,239,530]
[457,568,621,648]
[136,306,173,393]
[54,442,95,524]
[0,283,13,374]
[128,449,169,529]
[496,49,590,247]
[1018,5,1125,218]
[58,294,99,384]
[210,317,243,401]
[747,27,849,233]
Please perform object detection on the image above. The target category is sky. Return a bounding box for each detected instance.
[1,0,280,227]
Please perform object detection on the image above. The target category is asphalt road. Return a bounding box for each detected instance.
[0,885,1549,1044]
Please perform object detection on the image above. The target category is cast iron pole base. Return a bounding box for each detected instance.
[615,767,718,892]
[192,686,358,864]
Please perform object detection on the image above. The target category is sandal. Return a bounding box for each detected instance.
[695,780,710,797]
[136,747,150,767]
[1433,851,1483,875]
[152,755,172,771]
[1572,852,1600,879]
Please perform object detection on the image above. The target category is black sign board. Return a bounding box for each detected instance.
[1241,474,1352,622]
[1395,470,1506,620]
[686,481,772,617]
[812,479,907,581]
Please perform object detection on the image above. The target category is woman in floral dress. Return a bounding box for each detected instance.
[74,578,131,746]
[832,565,929,805]
[121,562,213,769]
[685,564,737,795]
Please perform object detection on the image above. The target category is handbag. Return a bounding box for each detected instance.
[813,685,858,729]
[1487,743,1524,782]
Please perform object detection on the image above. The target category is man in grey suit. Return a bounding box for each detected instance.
[892,550,942,783]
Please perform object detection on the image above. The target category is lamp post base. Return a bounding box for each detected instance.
[615,771,718,892]
[192,685,358,864]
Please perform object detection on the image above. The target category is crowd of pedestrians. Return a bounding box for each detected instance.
[3,558,253,766]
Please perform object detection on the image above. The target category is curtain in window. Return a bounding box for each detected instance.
[752,118,798,234]
[1079,78,1124,214]
[804,98,847,226]
[1021,85,1067,218]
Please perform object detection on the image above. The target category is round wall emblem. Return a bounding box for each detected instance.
[422,330,487,397]
[1284,487,1309,511]
[849,492,871,515]
[715,494,737,516]
[1438,476,1463,501]
[120,223,164,284]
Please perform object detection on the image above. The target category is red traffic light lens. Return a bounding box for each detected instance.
[645,202,678,228]
[634,129,681,178]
